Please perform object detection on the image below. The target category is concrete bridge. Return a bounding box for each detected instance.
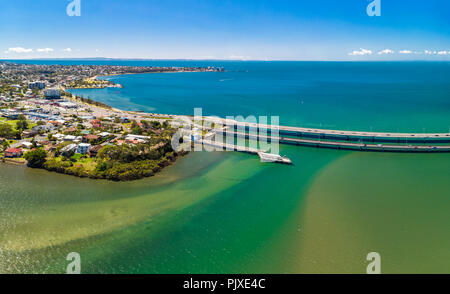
[200,117,450,143]
[211,129,450,153]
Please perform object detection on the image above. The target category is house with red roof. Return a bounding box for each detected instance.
[88,145,103,157]
[82,134,100,143]
[5,148,23,158]
[90,119,102,128]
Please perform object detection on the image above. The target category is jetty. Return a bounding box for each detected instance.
[197,139,293,164]
[199,139,263,154]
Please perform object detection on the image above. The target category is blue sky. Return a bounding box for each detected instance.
[1,0,449,60]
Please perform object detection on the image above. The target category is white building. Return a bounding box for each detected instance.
[99,132,111,137]
[21,142,33,148]
[59,101,78,108]
[126,134,150,141]
[53,133,65,140]
[44,88,61,99]
[64,135,76,141]
[77,143,91,154]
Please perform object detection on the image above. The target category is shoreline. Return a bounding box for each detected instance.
[0,150,188,182]
[1,158,27,165]
[1,149,189,182]
[65,69,215,90]
[65,76,450,137]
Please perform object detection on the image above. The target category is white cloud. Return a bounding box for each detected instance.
[348,48,372,56]
[4,47,33,54]
[378,49,395,55]
[37,48,54,53]
[424,50,449,55]
[399,50,412,54]
[62,48,72,52]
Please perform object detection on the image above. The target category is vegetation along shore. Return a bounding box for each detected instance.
[0,62,221,181]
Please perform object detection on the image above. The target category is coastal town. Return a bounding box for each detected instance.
[3,61,443,182]
[0,62,223,180]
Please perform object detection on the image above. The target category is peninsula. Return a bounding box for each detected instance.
[0,62,224,180]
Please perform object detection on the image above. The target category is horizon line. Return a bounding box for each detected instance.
[1,57,450,62]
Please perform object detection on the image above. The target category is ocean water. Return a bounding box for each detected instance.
[69,61,450,132]
[1,60,449,273]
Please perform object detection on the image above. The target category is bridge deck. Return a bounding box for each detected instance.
[204,117,450,141]
[213,130,450,153]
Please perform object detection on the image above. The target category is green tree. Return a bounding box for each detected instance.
[151,121,161,129]
[24,148,48,168]
[16,119,28,131]
[131,126,143,135]
[0,124,15,139]
[2,140,10,151]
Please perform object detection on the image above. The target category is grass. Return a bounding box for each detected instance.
[79,157,97,171]
[3,120,19,127]
[0,119,35,130]
[70,153,84,161]
[70,154,97,171]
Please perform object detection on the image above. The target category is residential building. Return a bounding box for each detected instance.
[44,88,61,99]
[64,135,76,141]
[61,144,77,156]
[88,145,103,157]
[82,134,99,143]
[5,148,23,158]
[77,143,91,154]
[28,81,46,90]
[99,132,111,137]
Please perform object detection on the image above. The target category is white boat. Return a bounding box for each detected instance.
[258,152,292,164]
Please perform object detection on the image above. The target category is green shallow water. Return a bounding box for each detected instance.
[1,146,449,273]
[1,61,449,273]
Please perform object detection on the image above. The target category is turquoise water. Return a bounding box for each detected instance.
[68,61,450,132]
[1,60,449,273]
